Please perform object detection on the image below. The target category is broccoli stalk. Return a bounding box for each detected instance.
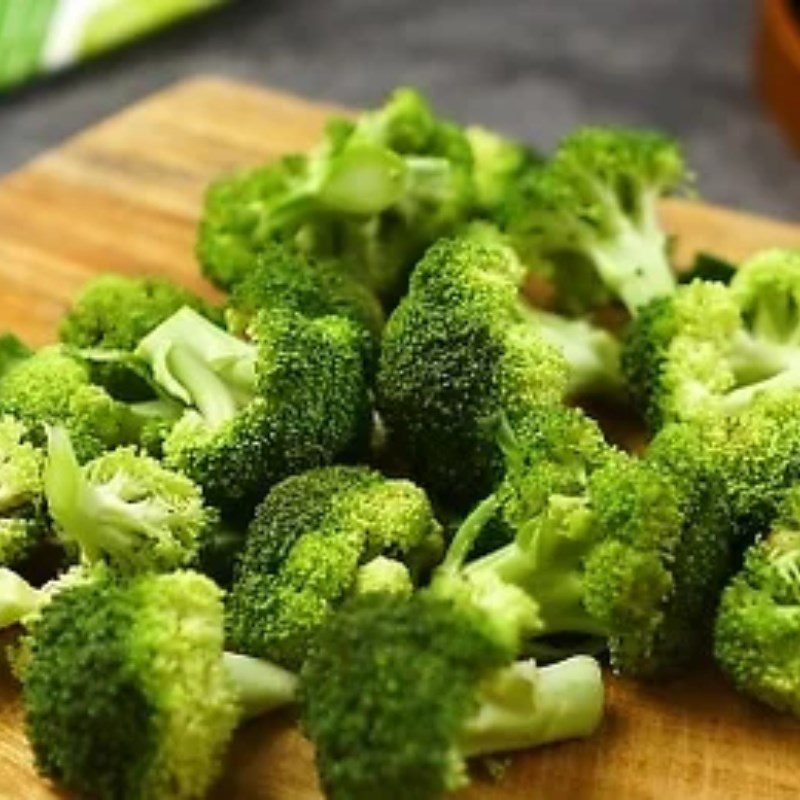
[44,426,211,573]
[0,567,41,626]
[221,652,298,719]
[460,656,603,756]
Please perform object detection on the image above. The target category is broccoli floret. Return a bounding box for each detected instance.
[0,347,136,462]
[44,427,214,574]
[136,307,370,508]
[197,87,475,300]
[434,450,686,676]
[715,488,800,717]
[300,593,604,800]
[354,556,414,598]
[0,416,49,571]
[465,126,543,216]
[18,570,297,800]
[644,417,739,671]
[503,128,687,315]
[377,229,625,506]
[623,250,800,427]
[59,274,221,399]
[226,465,444,668]
[226,242,384,369]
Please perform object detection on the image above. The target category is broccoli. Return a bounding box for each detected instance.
[59,274,222,399]
[0,346,137,462]
[226,465,444,668]
[503,127,687,315]
[714,487,800,717]
[0,566,44,626]
[197,87,475,300]
[465,126,543,216]
[0,416,48,570]
[377,229,623,507]
[623,249,800,428]
[678,251,737,285]
[226,242,384,369]
[300,593,604,800]
[433,449,687,676]
[135,306,370,508]
[18,570,297,800]
[44,427,214,574]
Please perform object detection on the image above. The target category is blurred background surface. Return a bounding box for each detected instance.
[0,0,797,219]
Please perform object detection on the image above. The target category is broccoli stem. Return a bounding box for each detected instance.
[318,143,406,214]
[44,428,160,565]
[589,193,674,313]
[460,656,604,756]
[440,495,501,573]
[520,305,623,398]
[166,344,240,428]
[222,652,298,720]
[0,568,42,627]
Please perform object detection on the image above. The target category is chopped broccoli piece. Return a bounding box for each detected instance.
[136,307,371,508]
[197,87,475,300]
[503,127,687,315]
[59,274,221,399]
[377,228,624,507]
[20,571,296,800]
[226,465,443,668]
[354,556,414,598]
[44,427,214,574]
[715,487,800,717]
[300,593,603,800]
[433,450,687,675]
[623,249,800,427]
[0,347,136,462]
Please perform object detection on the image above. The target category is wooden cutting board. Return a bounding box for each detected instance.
[1,77,800,800]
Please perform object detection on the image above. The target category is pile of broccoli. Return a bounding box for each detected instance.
[1,86,799,800]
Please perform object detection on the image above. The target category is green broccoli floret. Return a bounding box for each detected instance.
[197,87,475,300]
[0,346,136,462]
[59,274,222,399]
[433,450,686,676]
[300,593,604,800]
[465,126,543,216]
[226,465,444,668]
[0,416,48,570]
[503,127,687,315]
[623,250,800,427]
[18,570,297,800]
[0,333,31,376]
[353,555,414,598]
[377,230,623,506]
[226,242,384,368]
[44,427,214,574]
[715,487,800,717]
[136,306,370,508]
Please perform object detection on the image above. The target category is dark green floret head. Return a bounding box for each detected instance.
[226,465,443,669]
[377,233,568,506]
[22,571,240,800]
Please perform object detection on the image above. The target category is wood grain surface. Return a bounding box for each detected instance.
[0,77,800,800]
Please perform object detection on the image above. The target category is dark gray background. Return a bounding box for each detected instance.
[1,0,798,219]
